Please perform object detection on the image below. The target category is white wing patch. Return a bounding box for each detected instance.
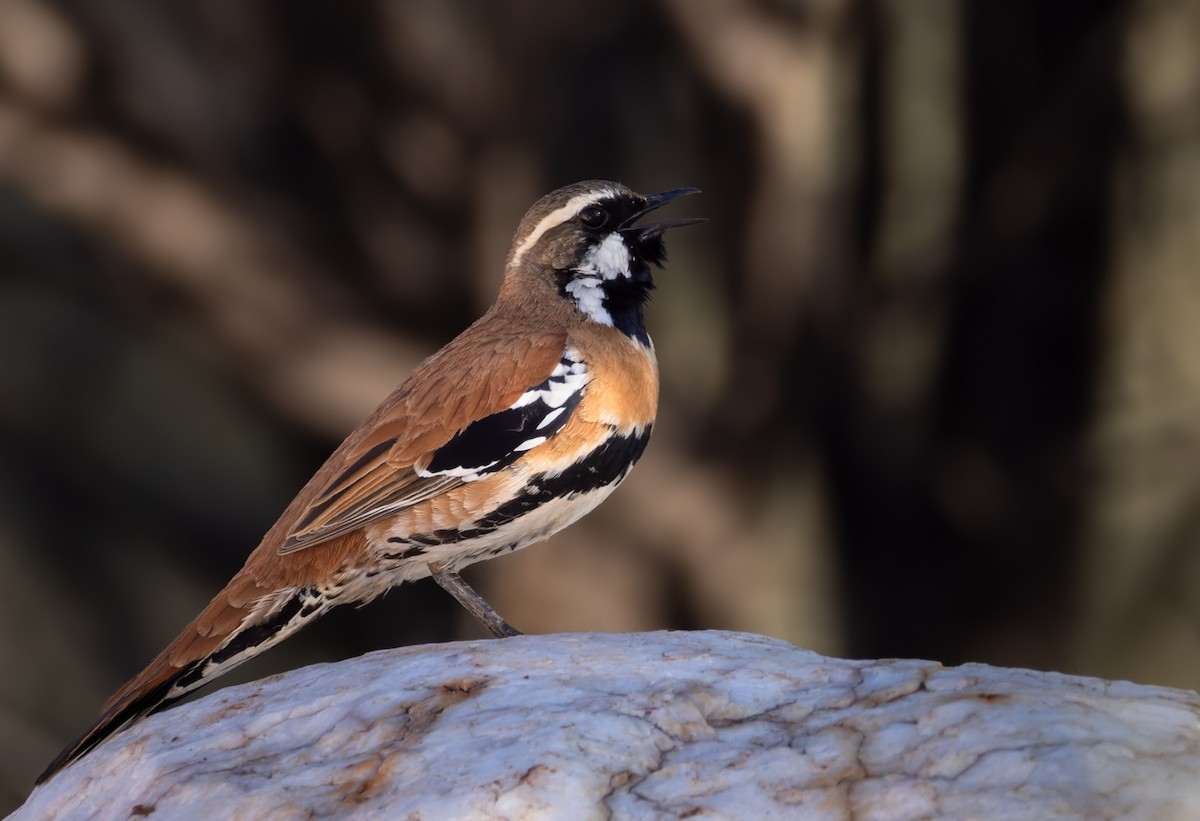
[537,406,567,429]
[416,349,589,481]
[509,350,588,411]
[421,461,499,482]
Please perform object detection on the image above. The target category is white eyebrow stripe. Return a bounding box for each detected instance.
[507,186,621,269]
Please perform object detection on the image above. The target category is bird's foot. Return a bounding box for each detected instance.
[428,562,522,638]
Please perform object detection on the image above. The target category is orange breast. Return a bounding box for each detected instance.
[571,325,659,434]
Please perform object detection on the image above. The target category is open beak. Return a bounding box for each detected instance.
[620,187,705,241]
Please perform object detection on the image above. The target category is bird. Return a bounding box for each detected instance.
[37,180,701,784]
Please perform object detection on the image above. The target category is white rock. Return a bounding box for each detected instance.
[14,631,1200,820]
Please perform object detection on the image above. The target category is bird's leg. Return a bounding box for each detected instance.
[428,562,522,638]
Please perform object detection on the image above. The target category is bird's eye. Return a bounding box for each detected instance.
[579,205,609,229]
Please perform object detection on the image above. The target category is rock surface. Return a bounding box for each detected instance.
[13,631,1200,820]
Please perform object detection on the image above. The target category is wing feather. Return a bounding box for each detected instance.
[278,329,571,554]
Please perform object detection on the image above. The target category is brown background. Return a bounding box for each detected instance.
[3,0,1199,808]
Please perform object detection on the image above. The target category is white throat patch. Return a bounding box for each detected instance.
[566,232,632,326]
[565,276,612,326]
[564,232,633,326]
[578,232,632,280]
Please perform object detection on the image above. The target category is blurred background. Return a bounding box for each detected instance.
[2,0,1199,805]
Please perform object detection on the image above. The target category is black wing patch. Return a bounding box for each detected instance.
[419,351,587,480]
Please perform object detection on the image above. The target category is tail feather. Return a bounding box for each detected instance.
[35,657,204,785]
[36,583,332,784]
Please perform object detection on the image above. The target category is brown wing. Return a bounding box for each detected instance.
[278,328,569,554]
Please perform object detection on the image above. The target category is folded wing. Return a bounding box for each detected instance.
[278,335,584,553]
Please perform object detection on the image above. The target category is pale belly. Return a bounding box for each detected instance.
[346,477,624,594]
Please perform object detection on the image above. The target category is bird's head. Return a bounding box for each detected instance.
[500,180,701,343]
